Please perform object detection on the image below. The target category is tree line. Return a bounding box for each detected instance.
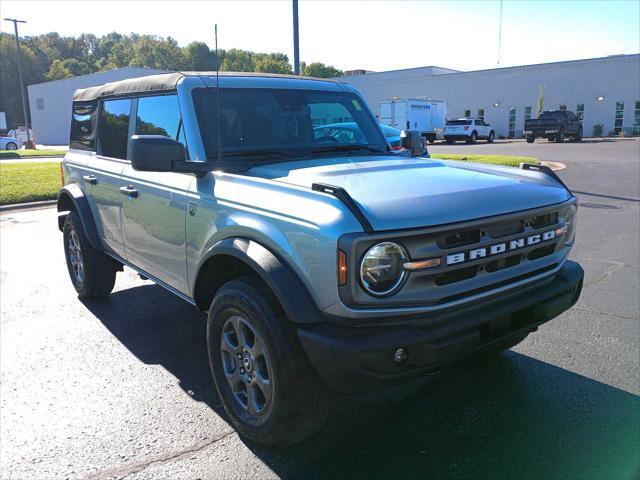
[0,32,343,130]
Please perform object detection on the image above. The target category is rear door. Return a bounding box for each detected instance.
[81,98,130,258]
[119,94,192,294]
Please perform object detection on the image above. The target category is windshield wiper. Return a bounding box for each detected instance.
[220,148,301,160]
[310,144,388,155]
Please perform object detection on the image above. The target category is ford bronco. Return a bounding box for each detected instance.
[58,72,583,446]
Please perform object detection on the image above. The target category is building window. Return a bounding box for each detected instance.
[576,104,584,121]
[36,98,45,111]
[508,107,516,138]
[524,106,532,122]
[633,101,640,135]
[559,105,567,111]
[477,109,485,121]
[464,110,471,118]
[614,101,624,134]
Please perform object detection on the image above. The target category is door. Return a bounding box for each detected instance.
[120,94,192,294]
[82,97,130,258]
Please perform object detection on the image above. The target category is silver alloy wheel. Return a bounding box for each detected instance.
[68,229,85,286]
[220,314,273,416]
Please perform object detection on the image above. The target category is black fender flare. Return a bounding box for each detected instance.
[57,183,102,250]
[195,237,325,324]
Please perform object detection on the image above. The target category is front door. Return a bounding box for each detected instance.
[120,94,192,294]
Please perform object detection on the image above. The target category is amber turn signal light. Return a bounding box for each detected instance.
[338,250,347,286]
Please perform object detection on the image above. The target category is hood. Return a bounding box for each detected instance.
[248,156,571,231]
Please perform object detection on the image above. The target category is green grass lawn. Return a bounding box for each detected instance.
[431,154,540,167]
[0,149,66,159]
[0,162,61,205]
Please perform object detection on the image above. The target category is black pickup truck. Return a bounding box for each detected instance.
[524,110,583,143]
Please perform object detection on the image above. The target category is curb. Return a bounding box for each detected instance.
[0,155,64,160]
[540,161,566,171]
[0,199,57,213]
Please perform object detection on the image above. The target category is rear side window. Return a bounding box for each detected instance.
[446,119,472,126]
[70,101,98,151]
[98,98,132,159]
[135,94,184,145]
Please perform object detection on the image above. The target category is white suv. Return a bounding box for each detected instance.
[444,118,495,144]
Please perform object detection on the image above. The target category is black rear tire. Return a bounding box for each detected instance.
[555,129,565,143]
[208,277,328,447]
[445,138,454,144]
[466,132,477,144]
[526,135,535,143]
[63,211,117,299]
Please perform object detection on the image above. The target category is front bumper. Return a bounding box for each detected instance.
[298,261,583,394]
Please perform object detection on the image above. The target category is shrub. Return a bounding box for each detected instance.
[592,123,604,137]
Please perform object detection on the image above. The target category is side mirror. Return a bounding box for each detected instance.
[129,135,185,172]
[400,130,427,157]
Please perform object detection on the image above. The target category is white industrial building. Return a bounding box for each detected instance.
[27,55,639,144]
[28,67,166,145]
[342,54,640,138]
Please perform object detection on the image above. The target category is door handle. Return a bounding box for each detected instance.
[82,174,97,185]
[119,185,138,198]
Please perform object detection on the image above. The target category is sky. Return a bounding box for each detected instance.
[1,0,639,72]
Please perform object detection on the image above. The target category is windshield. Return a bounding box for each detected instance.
[539,111,565,119]
[193,88,387,160]
[446,119,472,126]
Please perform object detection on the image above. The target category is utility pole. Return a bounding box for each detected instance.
[4,17,32,147]
[292,0,300,75]
[497,0,503,65]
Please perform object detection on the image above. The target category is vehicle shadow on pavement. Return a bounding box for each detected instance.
[83,284,640,480]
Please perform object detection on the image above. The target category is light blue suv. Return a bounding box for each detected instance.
[58,72,583,446]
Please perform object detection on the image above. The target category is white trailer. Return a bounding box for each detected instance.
[378,98,447,143]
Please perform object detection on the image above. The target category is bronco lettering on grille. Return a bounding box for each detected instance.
[446,228,561,266]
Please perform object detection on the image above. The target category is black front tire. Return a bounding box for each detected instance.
[63,211,117,299]
[526,135,535,143]
[555,129,565,143]
[208,277,328,447]
[574,128,583,142]
[487,131,495,143]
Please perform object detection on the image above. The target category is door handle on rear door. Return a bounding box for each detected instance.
[119,185,138,198]
[82,175,97,185]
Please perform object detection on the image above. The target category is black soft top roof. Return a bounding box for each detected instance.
[72,71,339,102]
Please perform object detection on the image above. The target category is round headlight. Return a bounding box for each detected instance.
[359,242,408,296]
[564,204,577,246]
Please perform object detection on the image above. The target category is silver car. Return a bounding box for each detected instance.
[58,72,583,446]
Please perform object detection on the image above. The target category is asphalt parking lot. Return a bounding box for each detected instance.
[1,138,639,479]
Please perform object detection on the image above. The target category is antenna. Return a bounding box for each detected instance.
[215,24,222,163]
[497,0,503,65]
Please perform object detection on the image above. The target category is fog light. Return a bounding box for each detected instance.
[394,348,408,364]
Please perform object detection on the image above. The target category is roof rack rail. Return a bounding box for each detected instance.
[521,163,572,194]
[311,183,373,233]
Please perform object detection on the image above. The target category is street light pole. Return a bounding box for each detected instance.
[292,0,300,75]
[4,17,32,147]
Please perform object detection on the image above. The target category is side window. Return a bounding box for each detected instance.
[70,101,98,151]
[98,98,132,159]
[135,94,184,145]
